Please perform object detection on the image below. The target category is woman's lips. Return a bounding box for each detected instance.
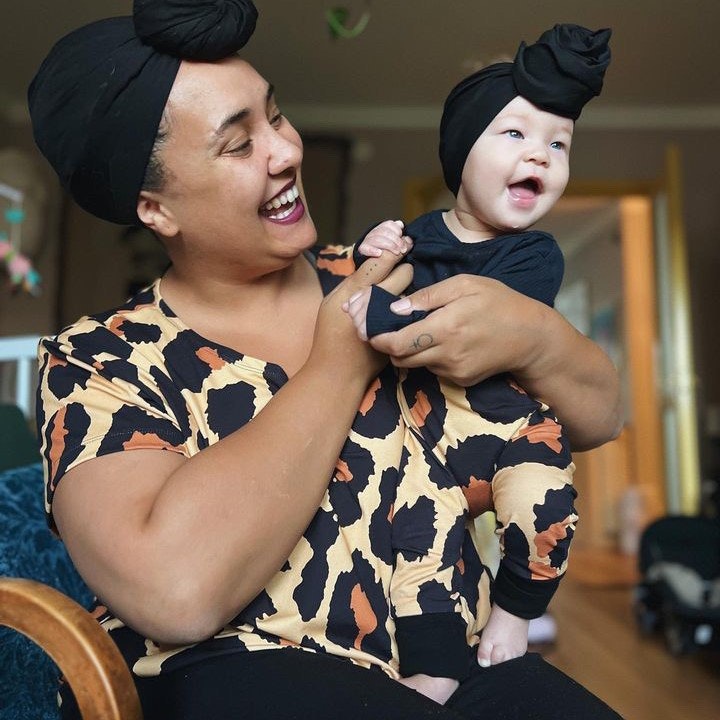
[260,195,305,224]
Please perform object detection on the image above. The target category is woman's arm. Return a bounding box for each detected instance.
[51,254,412,645]
[368,274,622,451]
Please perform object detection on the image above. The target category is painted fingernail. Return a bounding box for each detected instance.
[390,298,411,313]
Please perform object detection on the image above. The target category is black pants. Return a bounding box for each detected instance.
[61,649,622,719]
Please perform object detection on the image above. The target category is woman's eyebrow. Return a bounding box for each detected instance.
[211,83,276,141]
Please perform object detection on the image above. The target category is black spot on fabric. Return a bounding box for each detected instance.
[393,495,437,562]
[415,579,455,613]
[205,382,257,439]
[464,374,538,423]
[262,363,288,392]
[534,487,576,568]
[329,439,374,527]
[445,433,504,487]
[280,560,291,572]
[441,513,466,570]
[150,365,190,437]
[99,357,141,389]
[420,436,457,491]
[236,589,277,625]
[70,327,133,361]
[195,430,209,450]
[117,320,162,344]
[501,523,532,580]
[401,368,447,448]
[500,409,571,470]
[293,509,339,621]
[161,331,220,393]
[45,402,90,490]
[326,550,391,660]
[460,532,484,612]
[368,466,399,565]
[299,636,326,653]
[96,405,183,456]
[45,354,92,400]
[352,365,401,440]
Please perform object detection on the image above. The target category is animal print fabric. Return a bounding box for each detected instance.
[37,245,573,680]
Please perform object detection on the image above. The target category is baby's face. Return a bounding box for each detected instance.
[455,96,574,237]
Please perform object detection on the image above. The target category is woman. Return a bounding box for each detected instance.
[31,2,621,718]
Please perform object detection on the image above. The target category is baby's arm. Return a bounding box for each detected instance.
[345,221,413,339]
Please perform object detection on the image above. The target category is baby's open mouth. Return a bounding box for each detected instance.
[508,177,542,199]
[260,183,300,220]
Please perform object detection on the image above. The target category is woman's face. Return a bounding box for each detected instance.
[149,57,317,275]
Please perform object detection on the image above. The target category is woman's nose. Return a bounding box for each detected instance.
[268,129,302,176]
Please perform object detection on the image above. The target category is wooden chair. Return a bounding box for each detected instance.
[0,578,142,719]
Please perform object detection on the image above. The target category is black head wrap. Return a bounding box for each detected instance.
[439,24,612,196]
[27,0,258,225]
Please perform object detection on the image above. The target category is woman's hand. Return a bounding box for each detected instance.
[310,251,413,383]
[368,274,622,450]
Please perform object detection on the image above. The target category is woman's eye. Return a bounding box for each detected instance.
[226,140,252,155]
[270,112,283,128]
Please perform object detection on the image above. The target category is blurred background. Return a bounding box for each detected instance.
[1,3,720,717]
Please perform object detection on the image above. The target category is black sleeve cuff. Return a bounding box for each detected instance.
[395,613,470,681]
[366,285,429,337]
[490,565,561,619]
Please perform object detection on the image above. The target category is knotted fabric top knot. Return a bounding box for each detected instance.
[133,0,258,60]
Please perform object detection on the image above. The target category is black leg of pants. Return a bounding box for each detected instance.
[60,649,623,720]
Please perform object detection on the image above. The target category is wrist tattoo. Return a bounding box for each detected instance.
[411,333,433,350]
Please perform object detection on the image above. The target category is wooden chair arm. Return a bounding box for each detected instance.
[0,577,142,720]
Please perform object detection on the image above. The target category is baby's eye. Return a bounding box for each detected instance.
[550,140,566,150]
[505,129,524,139]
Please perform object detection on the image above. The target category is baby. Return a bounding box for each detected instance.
[346,24,611,704]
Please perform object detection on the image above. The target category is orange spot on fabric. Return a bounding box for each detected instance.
[108,317,126,338]
[48,355,68,370]
[334,459,353,483]
[350,583,378,651]
[358,378,381,416]
[280,638,299,648]
[456,558,465,575]
[534,518,573,558]
[513,417,563,454]
[409,390,431,429]
[387,503,394,523]
[529,561,560,580]
[48,407,69,492]
[122,431,181,453]
[316,254,356,277]
[92,360,105,371]
[196,346,226,370]
[462,476,493,517]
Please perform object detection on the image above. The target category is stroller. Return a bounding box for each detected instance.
[634,515,720,655]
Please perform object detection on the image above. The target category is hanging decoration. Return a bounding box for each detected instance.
[326,2,371,40]
[0,182,41,295]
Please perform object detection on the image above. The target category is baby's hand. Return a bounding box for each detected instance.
[358,220,412,258]
[397,674,459,706]
[343,287,373,341]
[477,604,529,667]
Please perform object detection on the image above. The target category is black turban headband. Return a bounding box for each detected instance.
[28,0,258,225]
[439,24,612,196]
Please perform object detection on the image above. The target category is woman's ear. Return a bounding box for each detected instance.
[136,191,179,238]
